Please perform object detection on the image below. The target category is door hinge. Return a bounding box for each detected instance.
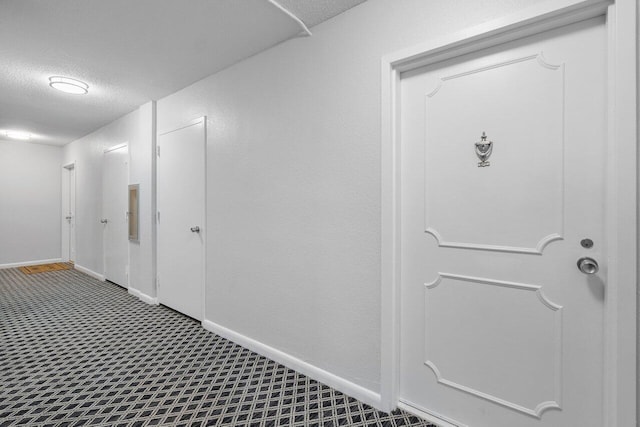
[156,146,160,157]
[157,211,160,222]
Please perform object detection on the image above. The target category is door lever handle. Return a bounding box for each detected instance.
[100,219,108,224]
[190,226,200,233]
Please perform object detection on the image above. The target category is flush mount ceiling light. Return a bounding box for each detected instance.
[3,130,31,140]
[48,76,89,95]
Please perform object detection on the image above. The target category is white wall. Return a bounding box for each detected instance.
[0,141,61,266]
[62,103,155,294]
[157,0,546,393]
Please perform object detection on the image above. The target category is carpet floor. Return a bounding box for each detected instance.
[0,268,435,427]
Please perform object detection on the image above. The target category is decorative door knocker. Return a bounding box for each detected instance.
[475,131,493,167]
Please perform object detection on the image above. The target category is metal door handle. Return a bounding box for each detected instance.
[100,219,108,224]
[577,257,599,274]
[65,216,72,220]
[190,226,200,233]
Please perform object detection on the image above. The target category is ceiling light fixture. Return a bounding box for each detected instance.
[4,130,32,140]
[49,76,89,95]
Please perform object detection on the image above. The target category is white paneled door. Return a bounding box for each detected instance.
[399,18,606,427]
[157,119,205,321]
[103,144,129,288]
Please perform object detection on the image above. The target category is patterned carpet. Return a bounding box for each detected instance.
[0,268,435,427]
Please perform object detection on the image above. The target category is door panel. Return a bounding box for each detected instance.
[399,17,606,427]
[423,53,564,253]
[157,120,205,321]
[423,274,561,417]
[103,145,129,287]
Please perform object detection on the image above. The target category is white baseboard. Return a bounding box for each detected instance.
[398,400,467,427]
[202,319,382,410]
[128,287,158,305]
[74,264,105,281]
[0,258,62,269]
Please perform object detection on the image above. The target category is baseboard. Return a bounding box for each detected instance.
[128,287,158,305]
[398,400,467,427]
[74,264,105,281]
[201,319,382,410]
[0,258,62,270]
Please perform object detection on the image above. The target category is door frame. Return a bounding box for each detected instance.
[102,142,129,287]
[380,0,637,425]
[156,116,207,320]
[61,161,76,263]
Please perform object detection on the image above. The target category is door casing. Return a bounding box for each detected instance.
[380,1,637,426]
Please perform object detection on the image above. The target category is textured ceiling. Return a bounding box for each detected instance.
[277,0,366,28]
[0,0,366,146]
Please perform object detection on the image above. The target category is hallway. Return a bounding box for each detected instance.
[0,268,433,426]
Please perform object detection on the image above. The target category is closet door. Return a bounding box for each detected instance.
[103,144,129,288]
[157,119,205,320]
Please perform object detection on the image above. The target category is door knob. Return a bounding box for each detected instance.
[190,226,200,233]
[577,257,599,274]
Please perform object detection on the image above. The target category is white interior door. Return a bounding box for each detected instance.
[103,145,129,288]
[62,163,76,263]
[69,166,76,262]
[157,119,205,320]
[399,17,606,427]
